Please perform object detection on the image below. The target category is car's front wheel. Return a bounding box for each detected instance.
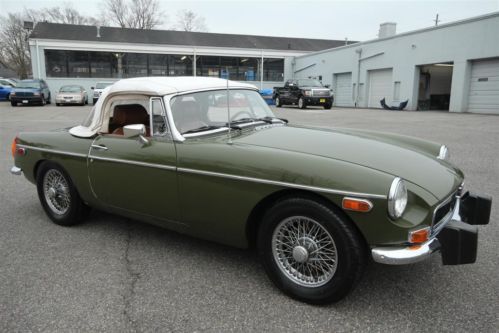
[11,100,16,107]
[275,96,282,107]
[298,97,306,109]
[36,162,89,226]
[257,197,367,304]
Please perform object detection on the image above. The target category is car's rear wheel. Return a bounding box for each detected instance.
[11,101,16,107]
[275,96,282,107]
[298,97,306,109]
[324,102,332,110]
[36,162,89,226]
[257,197,367,304]
[40,96,46,106]
[46,94,51,104]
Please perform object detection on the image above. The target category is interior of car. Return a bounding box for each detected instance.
[109,104,151,136]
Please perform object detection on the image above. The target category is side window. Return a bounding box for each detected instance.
[150,98,169,137]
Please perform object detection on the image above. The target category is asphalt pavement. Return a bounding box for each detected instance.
[1,102,497,332]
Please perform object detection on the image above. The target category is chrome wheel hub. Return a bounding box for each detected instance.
[43,169,71,215]
[272,216,338,287]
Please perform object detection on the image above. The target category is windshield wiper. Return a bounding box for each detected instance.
[182,125,223,134]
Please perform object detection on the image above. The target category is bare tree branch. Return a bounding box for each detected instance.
[174,9,207,32]
[102,0,164,29]
[0,13,32,78]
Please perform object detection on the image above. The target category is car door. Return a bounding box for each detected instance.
[88,97,180,223]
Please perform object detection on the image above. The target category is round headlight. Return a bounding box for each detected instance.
[438,145,449,160]
[388,177,407,219]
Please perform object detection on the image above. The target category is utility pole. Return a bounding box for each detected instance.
[434,14,440,26]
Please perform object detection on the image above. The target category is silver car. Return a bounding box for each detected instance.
[55,85,88,106]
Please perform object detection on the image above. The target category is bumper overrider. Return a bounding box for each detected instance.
[372,191,492,265]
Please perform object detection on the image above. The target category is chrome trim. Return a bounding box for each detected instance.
[183,127,230,138]
[372,238,441,265]
[88,155,176,171]
[437,145,449,160]
[16,144,87,158]
[342,197,374,212]
[91,144,108,151]
[178,167,387,199]
[431,191,459,236]
[10,166,22,175]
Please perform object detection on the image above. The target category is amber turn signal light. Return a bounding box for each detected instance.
[342,197,373,212]
[11,137,17,158]
[408,227,430,244]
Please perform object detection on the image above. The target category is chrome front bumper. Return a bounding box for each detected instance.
[10,166,22,175]
[371,190,491,265]
[372,238,441,265]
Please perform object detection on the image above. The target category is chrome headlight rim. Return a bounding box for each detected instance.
[388,177,408,220]
[438,145,449,160]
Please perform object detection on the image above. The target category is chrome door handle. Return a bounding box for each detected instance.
[91,144,108,151]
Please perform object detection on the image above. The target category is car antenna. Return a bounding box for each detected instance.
[226,71,232,145]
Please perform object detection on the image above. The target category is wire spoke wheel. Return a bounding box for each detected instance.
[272,216,338,287]
[43,169,71,215]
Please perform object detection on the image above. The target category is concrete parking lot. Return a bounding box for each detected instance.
[1,102,497,332]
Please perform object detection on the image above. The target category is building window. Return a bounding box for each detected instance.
[149,54,168,76]
[45,50,68,77]
[220,57,238,79]
[238,58,258,81]
[67,51,90,78]
[197,56,220,77]
[90,52,113,78]
[263,58,284,81]
[169,55,193,76]
[123,53,148,78]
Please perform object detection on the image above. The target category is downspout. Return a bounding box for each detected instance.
[355,48,362,107]
[260,49,264,90]
[36,39,41,79]
[193,48,196,76]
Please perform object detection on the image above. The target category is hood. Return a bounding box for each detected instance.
[234,125,462,199]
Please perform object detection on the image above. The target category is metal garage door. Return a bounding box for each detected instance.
[468,58,499,114]
[368,69,393,108]
[333,73,353,107]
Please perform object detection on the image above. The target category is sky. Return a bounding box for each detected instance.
[2,0,498,41]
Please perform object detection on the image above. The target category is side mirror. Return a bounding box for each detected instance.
[123,124,145,137]
[91,87,95,90]
[123,124,149,145]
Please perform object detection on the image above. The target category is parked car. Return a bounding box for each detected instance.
[10,79,51,106]
[10,77,491,304]
[0,78,17,87]
[274,78,333,109]
[0,84,13,101]
[56,85,88,106]
[91,81,114,104]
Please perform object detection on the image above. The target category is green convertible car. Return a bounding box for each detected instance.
[11,77,492,304]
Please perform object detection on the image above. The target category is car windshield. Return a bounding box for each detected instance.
[96,82,112,89]
[17,81,41,89]
[170,89,278,135]
[60,86,81,93]
[297,79,323,87]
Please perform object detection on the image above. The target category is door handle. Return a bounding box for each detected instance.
[91,144,108,151]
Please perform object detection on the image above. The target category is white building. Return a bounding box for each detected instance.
[28,22,351,101]
[291,12,499,114]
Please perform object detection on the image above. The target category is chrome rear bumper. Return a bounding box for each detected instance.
[10,166,22,175]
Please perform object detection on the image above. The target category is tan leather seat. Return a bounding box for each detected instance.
[111,104,151,136]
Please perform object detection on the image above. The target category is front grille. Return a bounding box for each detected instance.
[434,199,456,223]
[312,89,330,97]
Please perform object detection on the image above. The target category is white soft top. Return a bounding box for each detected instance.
[69,77,258,138]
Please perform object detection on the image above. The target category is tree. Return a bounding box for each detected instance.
[0,13,31,78]
[102,0,163,29]
[174,9,207,32]
[26,3,100,25]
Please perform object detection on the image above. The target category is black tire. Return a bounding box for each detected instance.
[46,94,51,104]
[93,98,98,105]
[40,96,46,106]
[275,96,282,107]
[324,102,332,110]
[85,98,88,105]
[298,96,306,109]
[11,101,16,107]
[56,103,60,106]
[36,161,89,226]
[257,197,367,304]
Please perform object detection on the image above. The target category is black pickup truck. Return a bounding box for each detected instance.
[273,78,333,109]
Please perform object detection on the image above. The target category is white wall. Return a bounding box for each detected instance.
[291,13,499,112]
